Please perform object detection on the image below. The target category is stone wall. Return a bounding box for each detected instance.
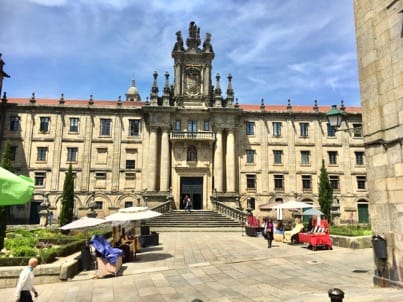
[353,0,403,287]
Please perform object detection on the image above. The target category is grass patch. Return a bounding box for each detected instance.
[330,224,372,236]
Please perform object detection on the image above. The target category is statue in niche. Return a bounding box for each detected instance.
[185,67,201,96]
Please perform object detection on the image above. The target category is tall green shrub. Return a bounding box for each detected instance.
[318,159,333,223]
[0,141,14,250]
[59,163,75,226]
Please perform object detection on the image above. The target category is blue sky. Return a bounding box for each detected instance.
[0,0,360,107]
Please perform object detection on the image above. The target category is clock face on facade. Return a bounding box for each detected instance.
[185,66,201,96]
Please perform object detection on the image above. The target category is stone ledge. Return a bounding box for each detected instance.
[331,235,372,249]
[0,251,81,289]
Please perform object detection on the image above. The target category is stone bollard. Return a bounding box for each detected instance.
[328,288,344,301]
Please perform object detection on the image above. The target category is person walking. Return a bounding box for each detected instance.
[15,257,39,302]
[263,217,274,248]
[184,195,192,213]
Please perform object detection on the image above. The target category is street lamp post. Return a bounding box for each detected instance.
[326,105,344,129]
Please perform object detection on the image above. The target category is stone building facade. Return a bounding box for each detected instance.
[354,0,403,287]
[0,22,367,225]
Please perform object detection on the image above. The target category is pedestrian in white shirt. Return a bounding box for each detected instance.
[15,257,39,302]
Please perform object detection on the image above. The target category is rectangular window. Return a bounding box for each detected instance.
[95,172,106,188]
[302,175,312,191]
[353,124,362,137]
[126,160,135,169]
[273,150,283,164]
[246,150,255,164]
[39,117,50,132]
[95,201,103,210]
[246,174,256,189]
[9,116,20,131]
[274,174,284,191]
[355,152,365,166]
[329,175,340,190]
[299,123,309,137]
[301,151,310,165]
[67,147,78,161]
[246,121,255,135]
[188,120,197,132]
[125,172,136,180]
[69,118,79,132]
[327,123,336,137]
[35,172,46,186]
[10,146,17,161]
[129,120,140,136]
[100,119,111,136]
[204,120,210,131]
[357,176,366,190]
[175,120,181,130]
[272,122,282,137]
[328,151,338,165]
[37,147,48,161]
[124,201,133,208]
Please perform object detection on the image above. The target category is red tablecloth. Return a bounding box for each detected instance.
[298,232,332,249]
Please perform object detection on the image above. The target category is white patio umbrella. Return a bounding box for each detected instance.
[104,206,162,222]
[273,200,313,209]
[59,216,108,230]
[273,200,312,221]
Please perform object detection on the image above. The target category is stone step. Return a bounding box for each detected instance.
[145,210,241,229]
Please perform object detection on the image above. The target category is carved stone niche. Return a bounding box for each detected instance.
[184,66,202,97]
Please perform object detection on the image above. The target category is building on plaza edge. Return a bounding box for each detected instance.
[0,22,367,225]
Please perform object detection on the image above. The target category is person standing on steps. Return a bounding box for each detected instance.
[183,194,192,213]
[15,257,39,302]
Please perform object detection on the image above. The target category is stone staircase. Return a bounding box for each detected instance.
[144,210,242,232]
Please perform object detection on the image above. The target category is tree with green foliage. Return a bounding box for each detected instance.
[0,141,14,250]
[318,159,333,223]
[59,163,75,226]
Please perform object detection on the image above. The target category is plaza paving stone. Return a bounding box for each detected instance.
[1,231,402,301]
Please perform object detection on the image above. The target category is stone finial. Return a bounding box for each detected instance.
[313,99,318,112]
[226,73,234,107]
[235,97,239,108]
[117,95,122,106]
[287,99,292,112]
[340,100,345,112]
[150,71,159,105]
[89,94,94,105]
[30,92,36,104]
[260,98,265,111]
[59,93,65,105]
[1,91,7,103]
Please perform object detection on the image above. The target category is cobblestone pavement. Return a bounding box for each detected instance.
[2,231,402,302]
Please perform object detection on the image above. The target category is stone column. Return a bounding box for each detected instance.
[148,127,158,191]
[214,129,223,192]
[160,128,170,191]
[226,129,235,192]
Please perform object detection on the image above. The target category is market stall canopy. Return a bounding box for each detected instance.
[0,167,34,206]
[59,217,108,230]
[302,207,324,225]
[105,206,162,222]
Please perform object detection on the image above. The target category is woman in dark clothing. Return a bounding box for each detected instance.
[263,217,274,248]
